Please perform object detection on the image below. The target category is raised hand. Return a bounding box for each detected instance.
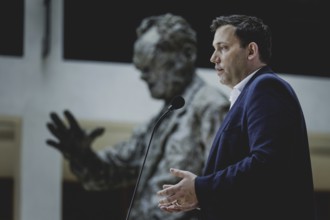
[46,110,105,159]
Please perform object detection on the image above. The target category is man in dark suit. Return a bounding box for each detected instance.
[157,14,316,220]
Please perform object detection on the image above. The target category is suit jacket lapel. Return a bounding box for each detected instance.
[204,66,274,173]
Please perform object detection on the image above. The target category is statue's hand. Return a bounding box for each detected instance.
[46,110,105,159]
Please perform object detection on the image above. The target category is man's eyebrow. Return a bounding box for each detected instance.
[213,41,226,47]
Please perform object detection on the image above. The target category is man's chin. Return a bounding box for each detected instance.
[219,77,228,86]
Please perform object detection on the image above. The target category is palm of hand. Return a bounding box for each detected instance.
[46,110,104,159]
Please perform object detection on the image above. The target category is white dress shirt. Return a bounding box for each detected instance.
[229,69,260,109]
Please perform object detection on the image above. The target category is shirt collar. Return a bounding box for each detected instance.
[229,68,260,108]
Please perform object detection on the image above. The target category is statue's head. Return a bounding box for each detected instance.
[133,13,197,102]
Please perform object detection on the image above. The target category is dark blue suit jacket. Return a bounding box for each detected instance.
[195,67,316,220]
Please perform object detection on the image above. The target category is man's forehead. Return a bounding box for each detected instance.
[213,25,237,46]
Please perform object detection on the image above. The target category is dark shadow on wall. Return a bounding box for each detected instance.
[63,0,329,77]
[62,181,133,220]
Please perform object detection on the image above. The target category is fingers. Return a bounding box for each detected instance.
[158,194,180,206]
[158,169,199,213]
[158,198,199,213]
[157,169,186,199]
[158,203,182,213]
[162,184,173,189]
[50,112,67,131]
[47,122,64,138]
[158,184,176,197]
[158,185,182,206]
[64,110,83,133]
[45,139,65,154]
[46,139,59,148]
[159,203,197,213]
[46,139,71,158]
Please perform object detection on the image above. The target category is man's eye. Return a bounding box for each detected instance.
[217,44,227,51]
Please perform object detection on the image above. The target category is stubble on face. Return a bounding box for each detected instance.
[213,25,248,88]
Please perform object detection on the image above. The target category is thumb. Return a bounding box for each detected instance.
[89,127,105,140]
[169,168,187,179]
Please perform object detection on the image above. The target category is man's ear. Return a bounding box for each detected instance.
[247,42,258,60]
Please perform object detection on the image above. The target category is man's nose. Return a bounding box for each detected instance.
[210,52,219,63]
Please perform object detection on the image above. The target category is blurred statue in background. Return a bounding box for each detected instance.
[46,13,229,220]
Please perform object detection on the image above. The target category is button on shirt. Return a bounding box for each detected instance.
[229,70,259,109]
